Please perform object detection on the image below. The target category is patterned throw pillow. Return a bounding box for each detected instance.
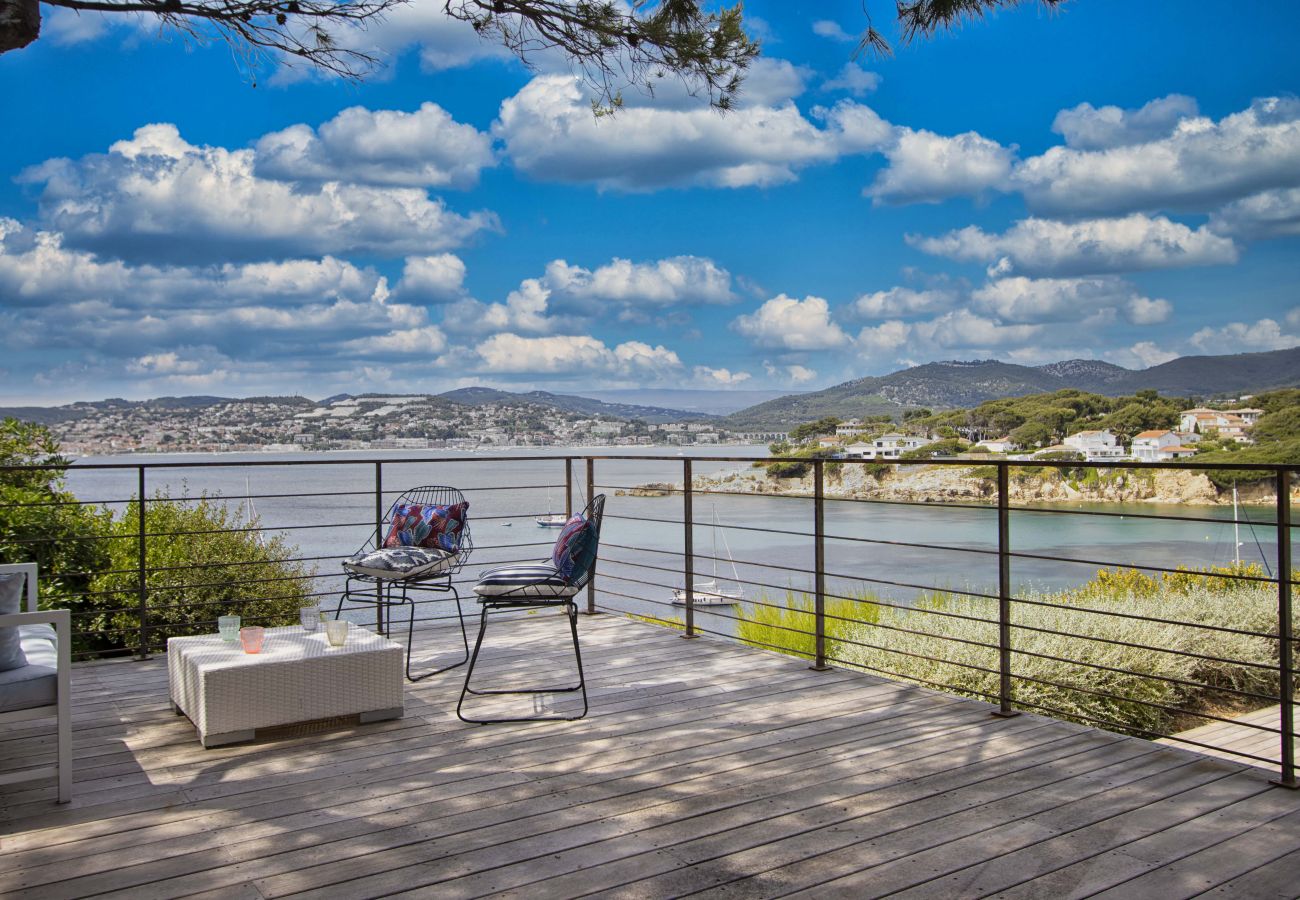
[383,501,469,552]
[551,515,596,581]
[344,547,455,579]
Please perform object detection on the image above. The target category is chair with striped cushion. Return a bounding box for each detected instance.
[457,494,605,724]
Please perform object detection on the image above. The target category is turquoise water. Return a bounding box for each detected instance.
[66,448,1280,632]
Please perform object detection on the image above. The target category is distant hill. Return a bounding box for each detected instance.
[570,389,807,416]
[725,347,1300,429]
[439,387,709,423]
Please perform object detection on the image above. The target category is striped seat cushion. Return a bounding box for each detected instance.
[343,546,454,580]
[473,563,577,599]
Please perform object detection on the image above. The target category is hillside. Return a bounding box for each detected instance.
[439,387,709,423]
[726,348,1300,429]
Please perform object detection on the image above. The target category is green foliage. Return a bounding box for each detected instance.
[789,417,841,443]
[1099,398,1180,439]
[84,491,312,656]
[737,590,880,661]
[1194,439,1300,488]
[900,438,967,460]
[1249,404,1300,444]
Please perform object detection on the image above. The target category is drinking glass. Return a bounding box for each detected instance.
[239,626,266,654]
[217,615,241,642]
[300,606,320,632]
[325,619,349,647]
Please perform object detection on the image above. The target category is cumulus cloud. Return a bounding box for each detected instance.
[868,128,1016,205]
[693,366,752,386]
[1051,94,1199,150]
[739,58,813,107]
[255,103,495,189]
[1209,187,1300,239]
[822,63,881,97]
[21,123,497,263]
[812,20,856,42]
[43,7,113,44]
[543,256,736,307]
[732,295,851,350]
[1107,341,1180,369]
[338,325,448,356]
[912,309,1041,348]
[854,320,912,354]
[763,362,818,384]
[971,276,1171,325]
[474,333,682,377]
[397,253,468,301]
[495,74,845,190]
[1016,97,1300,215]
[1190,319,1300,353]
[443,278,554,336]
[853,286,958,319]
[909,214,1238,276]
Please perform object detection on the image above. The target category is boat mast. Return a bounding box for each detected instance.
[1233,481,1241,567]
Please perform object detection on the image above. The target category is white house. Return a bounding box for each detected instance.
[840,432,928,460]
[1179,408,1257,442]
[1063,429,1125,461]
[1131,430,1201,462]
[976,436,1018,454]
[835,420,869,437]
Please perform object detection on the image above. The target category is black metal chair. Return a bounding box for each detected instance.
[457,494,605,724]
[338,485,473,682]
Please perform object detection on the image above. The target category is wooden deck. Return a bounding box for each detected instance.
[3,612,1300,899]
[1160,703,1296,770]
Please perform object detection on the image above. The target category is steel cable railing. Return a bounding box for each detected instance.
[0,451,1294,787]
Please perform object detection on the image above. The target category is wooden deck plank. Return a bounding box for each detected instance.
[0,613,1297,900]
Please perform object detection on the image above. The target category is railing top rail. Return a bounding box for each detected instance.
[2,454,1296,473]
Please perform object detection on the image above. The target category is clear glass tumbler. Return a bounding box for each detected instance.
[217,615,241,642]
[325,619,349,647]
[300,606,320,632]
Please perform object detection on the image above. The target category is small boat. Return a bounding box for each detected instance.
[536,514,568,527]
[672,507,744,607]
[501,522,513,527]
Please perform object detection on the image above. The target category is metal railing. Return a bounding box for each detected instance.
[0,451,1295,788]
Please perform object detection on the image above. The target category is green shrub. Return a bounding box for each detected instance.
[737,590,880,661]
[84,491,313,655]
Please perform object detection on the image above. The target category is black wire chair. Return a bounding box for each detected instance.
[457,494,605,724]
[337,485,473,682]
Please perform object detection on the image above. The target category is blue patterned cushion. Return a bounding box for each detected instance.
[383,502,469,552]
[550,516,597,581]
[343,547,454,579]
[0,573,26,673]
[474,563,577,599]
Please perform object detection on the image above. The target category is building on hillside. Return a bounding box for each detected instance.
[1178,408,1258,442]
[1130,430,1202,462]
[1062,429,1125,461]
[835,420,869,437]
[975,436,1018,454]
[839,432,927,460]
[816,435,845,450]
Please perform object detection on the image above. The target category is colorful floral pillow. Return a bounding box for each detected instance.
[383,501,469,552]
[551,514,597,581]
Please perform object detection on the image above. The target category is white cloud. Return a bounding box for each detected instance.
[1107,341,1180,369]
[868,128,1016,205]
[21,123,497,263]
[495,74,844,191]
[971,276,1171,325]
[763,362,818,384]
[1190,319,1300,353]
[822,63,881,97]
[543,256,736,307]
[854,320,912,354]
[912,309,1041,348]
[732,295,851,350]
[1210,187,1300,239]
[909,214,1239,276]
[444,278,555,336]
[693,366,752,386]
[355,3,513,73]
[254,103,495,189]
[43,7,112,45]
[1016,97,1300,215]
[739,58,812,107]
[474,334,682,377]
[338,325,448,356]
[1051,94,1199,150]
[812,20,855,42]
[397,254,467,301]
[853,286,957,319]
[1288,308,1300,330]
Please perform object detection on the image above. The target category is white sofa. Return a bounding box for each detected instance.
[0,562,72,803]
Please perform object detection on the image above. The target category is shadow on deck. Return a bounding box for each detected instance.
[2,613,1299,898]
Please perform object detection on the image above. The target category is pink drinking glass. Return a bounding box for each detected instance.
[239,626,266,654]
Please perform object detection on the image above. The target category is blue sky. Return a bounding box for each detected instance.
[2,0,1299,404]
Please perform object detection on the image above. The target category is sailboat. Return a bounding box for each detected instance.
[672,508,744,606]
[535,486,568,527]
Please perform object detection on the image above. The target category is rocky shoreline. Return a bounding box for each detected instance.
[620,462,1288,506]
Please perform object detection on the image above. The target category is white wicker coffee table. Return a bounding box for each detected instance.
[167,625,404,748]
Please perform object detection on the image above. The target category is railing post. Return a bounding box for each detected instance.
[682,458,696,638]
[136,465,150,660]
[565,457,573,518]
[1275,467,1296,788]
[585,457,597,615]
[374,461,384,635]
[994,461,1018,717]
[810,458,830,671]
